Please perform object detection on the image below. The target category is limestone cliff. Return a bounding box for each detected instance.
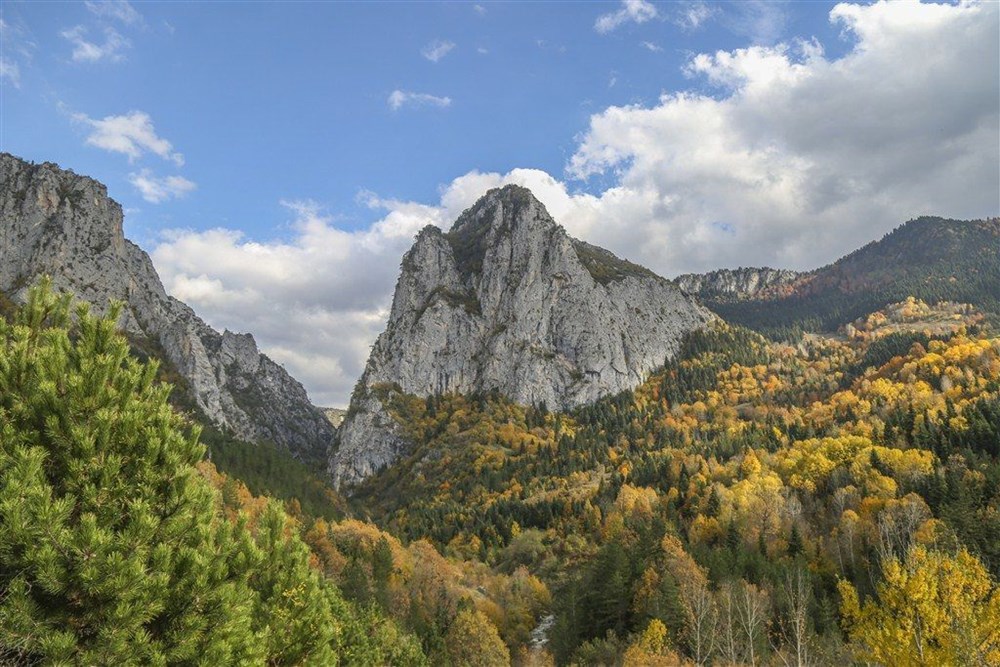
[673,267,802,300]
[0,153,334,463]
[331,185,711,487]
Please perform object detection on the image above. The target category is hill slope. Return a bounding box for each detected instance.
[702,216,1000,337]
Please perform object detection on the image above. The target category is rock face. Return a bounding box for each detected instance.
[674,267,802,300]
[330,185,712,487]
[0,153,334,463]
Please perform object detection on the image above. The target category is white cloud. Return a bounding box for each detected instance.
[640,41,663,52]
[473,4,487,15]
[477,47,489,55]
[61,25,129,63]
[0,58,20,88]
[85,0,143,26]
[568,0,998,272]
[73,110,184,165]
[152,199,445,406]
[595,0,658,34]
[387,90,452,111]
[1,16,37,83]
[674,1,716,30]
[129,169,196,203]
[151,0,999,407]
[421,39,455,62]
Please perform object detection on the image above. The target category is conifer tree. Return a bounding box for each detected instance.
[0,281,259,663]
[0,282,426,665]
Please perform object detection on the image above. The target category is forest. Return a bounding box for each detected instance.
[2,282,998,665]
[353,296,1000,664]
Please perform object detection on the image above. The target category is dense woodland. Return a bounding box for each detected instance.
[353,297,1000,664]
[0,283,527,665]
[2,270,999,664]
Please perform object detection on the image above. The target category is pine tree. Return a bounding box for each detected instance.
[0,282,426,665]
[787,524,804,558]
[0,281,259,663]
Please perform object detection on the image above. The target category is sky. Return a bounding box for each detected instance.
[1,0,998,407]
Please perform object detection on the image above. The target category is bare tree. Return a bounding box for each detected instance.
[736,581,770,666]
[772,567,812,667]
[718,580,770,665]
[717,583,741,665]
[680,578,717,666]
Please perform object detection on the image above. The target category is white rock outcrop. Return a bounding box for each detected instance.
[674,267,802,300]
[331,185,712,487]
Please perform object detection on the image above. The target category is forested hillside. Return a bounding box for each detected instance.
[352,297,1000,664]
[706,217,1000,338]
[0,283,545,665]
[4,287,998,664]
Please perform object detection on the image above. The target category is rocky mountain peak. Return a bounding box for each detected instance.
[444,185,557,281]
[330,185,713,488]
[449,184,550,235]
[0,152,335,463]
[1,155,127,287]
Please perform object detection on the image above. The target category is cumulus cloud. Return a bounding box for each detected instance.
[85,0,143,26]
[152,0,999,407]
[595,0,658,34]
[567,0,998,272]
[421,39,455,62]
[152,198,449,406]
[388,90,452,111]
[128,169,196,203]
[640,41,663,52]
[72,110,184,165]
[61,25,129,63]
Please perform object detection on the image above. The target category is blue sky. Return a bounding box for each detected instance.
[2,1,997,406]
[3,0,847,243]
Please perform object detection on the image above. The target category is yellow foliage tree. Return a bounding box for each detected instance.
[839,546,1000,666]
[622,619,682,667]
[445,608,512,667]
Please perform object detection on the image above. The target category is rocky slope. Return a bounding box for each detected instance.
[674,267,801,300]
[0,153,334,463]
[330,185,712,487]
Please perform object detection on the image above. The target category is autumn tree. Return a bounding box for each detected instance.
[622,619,681,666]
[445,607,511,667]
[839,546,1000,665]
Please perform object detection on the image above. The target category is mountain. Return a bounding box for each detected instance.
[0,153,334,463]
[673,266,802,300]
[703,216,1000,337]
[330,185,711,488]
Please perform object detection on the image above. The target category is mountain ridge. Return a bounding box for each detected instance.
[0,152,335,463]
[704,215,1000,336]
[673,266,803,300]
